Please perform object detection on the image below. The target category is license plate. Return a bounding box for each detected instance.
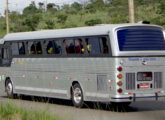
[139,83,150,88]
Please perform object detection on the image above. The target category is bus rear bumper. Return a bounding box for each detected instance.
[111,93,165,102]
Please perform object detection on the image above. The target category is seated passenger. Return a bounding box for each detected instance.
[36,42,42,54]
[48,47,53,54]
[47,41,53,54]
[69,43,75,53]
[87,44,91,53]
[30,44,36,54]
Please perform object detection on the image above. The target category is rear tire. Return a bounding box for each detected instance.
[71,83,84,108]
[5,80,14,98]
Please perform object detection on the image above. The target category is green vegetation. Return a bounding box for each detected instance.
[0,102,62,120]
[0,0,165,38]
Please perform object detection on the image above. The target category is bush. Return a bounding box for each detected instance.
[45,20,55,29]
[57,14,68,24]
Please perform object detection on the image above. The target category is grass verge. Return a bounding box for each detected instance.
[0,102,62,120]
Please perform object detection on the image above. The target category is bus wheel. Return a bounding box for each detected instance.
[5,80,14,98]
[72,83,84,108]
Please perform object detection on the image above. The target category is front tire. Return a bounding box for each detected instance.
[5,80,14,98]
[71,83,84,108]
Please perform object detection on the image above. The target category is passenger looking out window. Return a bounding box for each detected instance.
[30,43,36,54]
[75,39,84,54]
[47,41,53,54]
[46,40,61,54]
[64,40,75,54]
[28,41,42,55]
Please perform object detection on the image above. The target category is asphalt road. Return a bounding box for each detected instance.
[0,83,165,120]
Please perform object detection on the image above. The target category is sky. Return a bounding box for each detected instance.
[0,0,83,16]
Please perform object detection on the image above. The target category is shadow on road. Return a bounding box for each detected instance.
[2,95,165,112]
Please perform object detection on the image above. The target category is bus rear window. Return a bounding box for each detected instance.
[117,28,165,51]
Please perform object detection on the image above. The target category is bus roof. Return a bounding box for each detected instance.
[3,23,163,41]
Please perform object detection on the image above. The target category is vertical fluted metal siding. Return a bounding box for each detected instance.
[126,73,135,90]
[97,75,107,91]
[154,72,162,89]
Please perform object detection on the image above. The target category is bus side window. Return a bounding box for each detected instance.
[75,39,84,54]
[36,42,42,54]
[100,37,109,54]
[85,38,101,54]
[54,41,62,54]
[28,41,36,54]
[46,41,54,54]
[63,39,75,54]
[18,42,25,55]
[46,40,62,54]
[11,42,19,56]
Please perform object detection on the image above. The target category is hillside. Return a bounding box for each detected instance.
[0,0,165,38]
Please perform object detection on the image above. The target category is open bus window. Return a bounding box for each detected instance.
[100,37,109,54]
[28,42,36,54]
[47,41,54,54]
[28,41,42,55]
[75,39,84,54]
[36,42,42,54]
[63,39,75,54]
[54,41,62,54]
[18,42,25,55]
[46,40,62,54]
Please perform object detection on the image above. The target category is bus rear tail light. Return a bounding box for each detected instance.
[117,88,123,93]
[117,74,123,79]
[117,81,123,86]
[117,67,123,72]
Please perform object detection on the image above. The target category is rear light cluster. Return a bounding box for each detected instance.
[117,66,123,94]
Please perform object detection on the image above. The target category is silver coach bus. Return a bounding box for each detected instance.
[1,24,165,107]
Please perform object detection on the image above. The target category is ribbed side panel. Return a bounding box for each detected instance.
[126,73,135,90]
[97,75,107,91]
[154,72,162,89]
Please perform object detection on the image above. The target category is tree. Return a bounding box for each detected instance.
[22,14,42,31]
[157,0,165,14]
[61,4,71,13]
[38,2,44,11]
[71,2,83,12]
[85,0,105,13]
[47,3,55,9]
[23,1,39,15]
[47,3,59,12]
